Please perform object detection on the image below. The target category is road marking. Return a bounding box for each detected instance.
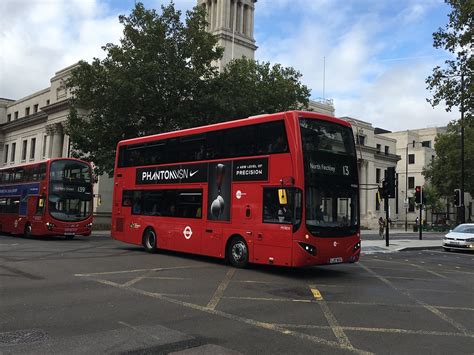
[275,324,474,338]
[118,321,165,342]
[75,265,211,277]
[86,277,370,354]
[309,285,323,300]
[223,296,313,303]
[359,263,471,336]
[309,285,356,351]
[207,269,236,310]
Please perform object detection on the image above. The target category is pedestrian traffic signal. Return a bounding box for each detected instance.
[415,186,422,204]
[454,189,461,207]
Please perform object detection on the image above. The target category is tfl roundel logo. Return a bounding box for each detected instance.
[183,226,193,240]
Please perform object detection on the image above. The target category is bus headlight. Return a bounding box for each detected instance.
[86,223,93,229]
[45,222,56,231]
[353,241,361,252]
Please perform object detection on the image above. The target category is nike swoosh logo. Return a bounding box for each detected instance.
[190,170,199,177]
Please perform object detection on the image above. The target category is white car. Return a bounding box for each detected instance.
[443,223,474,251]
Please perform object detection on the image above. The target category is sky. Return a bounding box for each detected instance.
[0,0,459,131]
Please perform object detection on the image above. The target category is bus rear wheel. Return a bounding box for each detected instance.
[227,237,249,268]
[23,223,32,238]
[143,228,157,253]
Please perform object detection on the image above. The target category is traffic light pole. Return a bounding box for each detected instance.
[419,204,422,240]
[385,197,390,247]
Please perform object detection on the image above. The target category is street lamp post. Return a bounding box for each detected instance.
[460,70,465,223]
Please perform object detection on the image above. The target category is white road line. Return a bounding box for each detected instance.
[74,265,211,277]
[89,277,370,354]
[309,285,355,351]
[359,263,471,336]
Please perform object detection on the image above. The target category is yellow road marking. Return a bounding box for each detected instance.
[207,269,236,310]
[309,286,323,300]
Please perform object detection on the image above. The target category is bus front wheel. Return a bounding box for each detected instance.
[143,228,157,253]
[227,237,249,268]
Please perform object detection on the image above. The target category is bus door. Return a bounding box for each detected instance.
[254,187,294,266]
[204,162,233,258]
[31,196,45,233]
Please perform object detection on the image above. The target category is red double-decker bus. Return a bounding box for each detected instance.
[0,158,93,239]
[111,111,360,267]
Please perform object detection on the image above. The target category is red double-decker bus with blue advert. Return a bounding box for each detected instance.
[111,111,360,267]
[0,158,94,239]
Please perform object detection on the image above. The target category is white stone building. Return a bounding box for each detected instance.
[382,128,473,226]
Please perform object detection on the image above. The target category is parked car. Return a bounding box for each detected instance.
[443,223,474,251]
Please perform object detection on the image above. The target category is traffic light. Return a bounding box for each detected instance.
[454,189,461,207]
[384,167,396,198]
[415,186,422,204]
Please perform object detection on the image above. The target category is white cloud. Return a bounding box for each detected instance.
[254,0,458,131]
[0,0,121,99]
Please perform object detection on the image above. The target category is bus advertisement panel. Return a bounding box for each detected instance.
[111,111,360,267]
[0,158,94,239]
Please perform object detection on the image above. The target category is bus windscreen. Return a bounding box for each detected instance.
[300,118,359,236]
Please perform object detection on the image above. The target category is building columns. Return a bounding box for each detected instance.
[46,123,64,158]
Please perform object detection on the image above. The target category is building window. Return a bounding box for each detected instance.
[34,104,39,113]
[25,107,30,116]
[46,99,50,105]
[4,145,9,164]
[21,140,28,161]
[30,138,36,160]
[384,146,389,154]
[376,168,381,183]
[408,176,415,189]
[408,197,415,212]
[376,144,381,152]
[14,111,19,120]
[375,191,380,211]
[11,142,16,162]
[7,114,11,122]
[431,155,435,163]
[408,154,415,164]
[421,141,431,148]
[356,135,365,146]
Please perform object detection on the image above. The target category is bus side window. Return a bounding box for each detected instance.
[122,190,133,207]
[263,188,292,224]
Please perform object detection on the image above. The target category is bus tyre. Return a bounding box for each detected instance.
[143,228,157,253]
[228,237,249,268]
[24,223,32,238]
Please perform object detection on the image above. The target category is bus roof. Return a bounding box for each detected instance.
[0,158,90,171]
[118,111,352,147]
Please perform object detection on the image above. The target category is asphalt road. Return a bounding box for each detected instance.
[0,232,473,354]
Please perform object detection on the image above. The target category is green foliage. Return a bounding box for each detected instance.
[66,2,310,176]
[66,2,222,175]
[201,58,310,122]
[421,184,444,212]
[425,0,473,121]
[423,121,474,196]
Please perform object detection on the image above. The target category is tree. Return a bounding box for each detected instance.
[425,0,473,120]
[423,121,474,196]
[198,58,310,123]
[67,2,223,175]
[67,2,311,176]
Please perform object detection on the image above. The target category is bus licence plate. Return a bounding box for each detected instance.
[330,257,343,264]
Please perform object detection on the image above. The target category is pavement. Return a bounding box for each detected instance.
[361,228,444,254]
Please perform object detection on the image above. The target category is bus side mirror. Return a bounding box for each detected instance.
[278,189,287,205]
